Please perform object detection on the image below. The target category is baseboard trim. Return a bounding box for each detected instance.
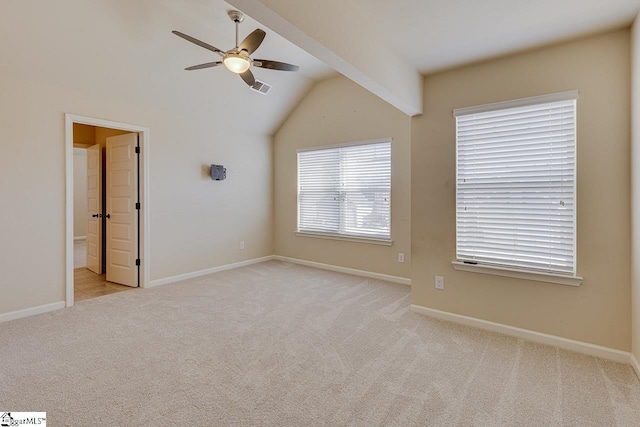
[410,304,630,364]
[148,256,276,288]
[274,255,411,286]
[0,301,66,324]
[74,236,87,241]
[631,353,640,380]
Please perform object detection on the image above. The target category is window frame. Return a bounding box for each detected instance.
[452,91,582,286]
[296,138,392,245]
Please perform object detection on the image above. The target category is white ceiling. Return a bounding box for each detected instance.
[230,0,640,116]
[0,0,335,135]
[2,0,639,131]
[365,0,640,73]
[170,0,640,95]
[168,0,336,81]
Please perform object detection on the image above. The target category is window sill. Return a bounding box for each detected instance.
[295,231,392,246]
[451,261,582,287]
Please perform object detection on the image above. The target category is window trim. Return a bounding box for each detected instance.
[296,137,392,241]
[451,261,583,287]
[453,91,580,282]
[453,90,579,117]
[295,231,392,246]
[296,137,392,153]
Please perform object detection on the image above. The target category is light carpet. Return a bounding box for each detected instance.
[1,260,639,426]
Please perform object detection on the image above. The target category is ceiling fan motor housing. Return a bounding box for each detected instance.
[228,10,244,23]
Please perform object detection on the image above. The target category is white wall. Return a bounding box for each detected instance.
[0,1,275,314]
[73,148,87,238]
[631,13,640,367]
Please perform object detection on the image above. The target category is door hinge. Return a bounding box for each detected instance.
[135,202,141,210]
[135,259,141,266]
[135,146,140,154]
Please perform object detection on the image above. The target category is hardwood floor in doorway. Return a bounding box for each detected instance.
[74,268,133,302]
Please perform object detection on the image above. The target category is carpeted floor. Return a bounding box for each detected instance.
[1,260,639,426]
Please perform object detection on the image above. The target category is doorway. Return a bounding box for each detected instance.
[65,114,150,307]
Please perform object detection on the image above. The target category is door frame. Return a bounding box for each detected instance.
[64,113,151,307]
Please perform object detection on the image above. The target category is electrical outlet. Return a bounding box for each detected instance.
[435,276,444,290]
[240,241,245,250]
[398,253,405,263]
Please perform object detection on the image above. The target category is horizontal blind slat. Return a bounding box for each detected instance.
[298,141,391,239]
[456,96,576,275]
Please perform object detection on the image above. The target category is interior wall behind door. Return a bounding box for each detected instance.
[72,148,88,238]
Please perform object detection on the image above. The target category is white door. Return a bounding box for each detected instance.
[106,133,139,287]
[86,144,102,275]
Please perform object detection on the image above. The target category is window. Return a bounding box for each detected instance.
[297,139,391,242]
[454,91,578,276]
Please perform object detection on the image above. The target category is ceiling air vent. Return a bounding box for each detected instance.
[249,80,271,95]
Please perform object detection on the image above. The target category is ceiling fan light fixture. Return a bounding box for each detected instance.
[173,12,299,88]
[223,52,250,74]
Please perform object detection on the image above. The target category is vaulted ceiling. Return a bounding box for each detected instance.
[2,0,639,134]
[0,0,334,136]
[231,0,640,117]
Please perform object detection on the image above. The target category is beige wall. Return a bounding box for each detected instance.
[273,75,412,279]
[412,30,631,350]
[0,83,273,316]
[632,15,640,360]
[0,1,274,315]
[73,148,88,238]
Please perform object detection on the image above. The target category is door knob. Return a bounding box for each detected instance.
[105,214,111,219]
[92,214,100,218]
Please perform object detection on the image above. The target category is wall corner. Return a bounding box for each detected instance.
[631,12,640,362]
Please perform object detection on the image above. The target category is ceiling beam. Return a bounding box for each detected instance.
[228,0,423,116]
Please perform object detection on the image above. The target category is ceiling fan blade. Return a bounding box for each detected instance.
[185,61,222,71]
[172,30,224,56]
[239,29,266,55]
[253,60,300,72]
[240,69,256,87]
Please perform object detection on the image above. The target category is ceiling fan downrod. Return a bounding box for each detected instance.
[228,10,245,48]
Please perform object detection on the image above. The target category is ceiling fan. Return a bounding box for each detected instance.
[172,10,300,87]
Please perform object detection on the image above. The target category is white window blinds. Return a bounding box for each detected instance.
[298,139,391,240]
[454,91,577,275]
